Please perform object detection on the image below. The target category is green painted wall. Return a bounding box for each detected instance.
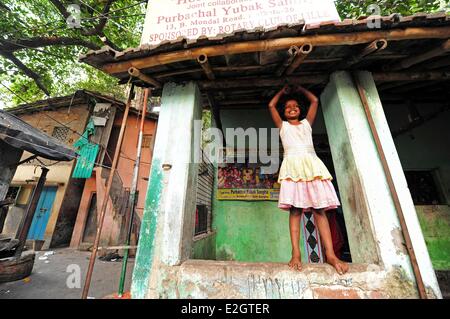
[213,200,293,262]
[416,205,450,270]
[192,233,216,260]
[211,169,306,263]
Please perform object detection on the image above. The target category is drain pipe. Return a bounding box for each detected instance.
[117,88,150,297]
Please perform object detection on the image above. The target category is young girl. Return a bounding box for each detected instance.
[268,84,349,275]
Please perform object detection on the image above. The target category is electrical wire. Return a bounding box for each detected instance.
[0,132,151,179]
[2,81,104,146]
[0,39,73,60]
[1,81,152,167]
[77,0,134,35]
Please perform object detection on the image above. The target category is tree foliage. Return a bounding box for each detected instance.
[0,0,447,107]
[335,0,446,19]
[0,0,147,106]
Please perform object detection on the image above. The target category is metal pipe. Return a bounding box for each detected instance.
[117,88,150,297]
[14,167,49,258]
[81,84,135,299]
[128,67,161,88]
[285,43,313,75]
[351,72,428,299]
[197,54,215,80]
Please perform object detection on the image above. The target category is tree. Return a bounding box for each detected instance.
[0,0,147,106]
[335,0,445,19]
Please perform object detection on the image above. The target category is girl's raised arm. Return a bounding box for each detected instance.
[297,86,319,126]
[268,85,289,129]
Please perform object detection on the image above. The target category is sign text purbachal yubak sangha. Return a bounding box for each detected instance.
[141,0,340,45]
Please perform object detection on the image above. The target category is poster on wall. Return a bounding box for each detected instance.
[141,0,341,45]
[217,163,280,201]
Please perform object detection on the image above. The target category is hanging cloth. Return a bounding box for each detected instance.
[72,118,99,178]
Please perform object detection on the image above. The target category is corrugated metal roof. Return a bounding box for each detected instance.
[80,13,450,71]
[79,13,450,108]
[7,90,125,116]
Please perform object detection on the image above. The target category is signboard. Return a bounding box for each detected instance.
[141,0,341,45]
[217,188,280,201]
[217,164,280,201]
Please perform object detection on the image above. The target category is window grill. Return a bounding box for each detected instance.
[194,153,214,236]
[5,186,20,202]
[142,134,153,148]
[52,126,70,142]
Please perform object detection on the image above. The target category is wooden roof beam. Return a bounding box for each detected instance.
[284,44,313,76]
[390,39,450,71]
[197,54,215,80]
[338,39,388,69]
[284,43,313,75]
[372,71,450,82]
[198,71,449,90]
[99,27,450,75]
[128,67,161,88]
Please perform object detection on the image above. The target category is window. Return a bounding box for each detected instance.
[195,205,208,235]
[5,186,20,202]
[404,170,444,205]
[194,154,214,237]
[142,134,153,148]
[52,126,70,142]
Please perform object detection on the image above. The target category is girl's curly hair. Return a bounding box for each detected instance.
[276,92,308,121]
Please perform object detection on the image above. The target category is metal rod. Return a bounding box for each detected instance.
[15,155,38,166]
[81,84,135,299]
[14,167,49,258]
[117,88,150,297]
[197,54,215,80]
[128,67,161,88]
[98,245,138,250]
[351,72,428,299]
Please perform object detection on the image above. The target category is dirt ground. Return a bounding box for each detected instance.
[0,248,134,299]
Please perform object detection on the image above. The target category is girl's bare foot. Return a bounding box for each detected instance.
[288,255,302,271]
[326,255,349,275]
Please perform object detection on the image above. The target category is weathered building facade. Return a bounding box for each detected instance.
[2,90,157,251]
[70,104,158,250]
[80,12,449,299]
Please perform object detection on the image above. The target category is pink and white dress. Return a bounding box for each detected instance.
[278,119,340,212]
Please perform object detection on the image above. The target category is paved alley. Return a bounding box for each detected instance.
[0,248,134,299]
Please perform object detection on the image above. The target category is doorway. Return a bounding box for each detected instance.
[27,186,57,240]
[82,192,98,244]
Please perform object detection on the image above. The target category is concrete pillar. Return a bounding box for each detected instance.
[320,71,441,298]
[0,140,23,201]
[131,82,202,299]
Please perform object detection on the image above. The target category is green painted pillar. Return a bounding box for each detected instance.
[131,82,202,299]
[321,71,441,298]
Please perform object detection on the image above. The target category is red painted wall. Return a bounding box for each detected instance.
[70,112,157,248]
